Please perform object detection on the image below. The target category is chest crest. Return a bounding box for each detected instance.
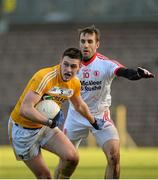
[81,68,101,79]
[48,86,74,97]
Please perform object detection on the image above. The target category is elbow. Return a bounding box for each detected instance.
[19,104,28,118]
[19,106,25,117]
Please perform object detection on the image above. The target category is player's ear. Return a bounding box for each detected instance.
[96,41,100,49]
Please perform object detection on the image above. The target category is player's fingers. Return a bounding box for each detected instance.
[137,67,155,78]
[148,73,155,78]
[144,70,155,78]
[144,72,155,78]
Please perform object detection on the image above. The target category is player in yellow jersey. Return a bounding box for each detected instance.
[8,47,103,179]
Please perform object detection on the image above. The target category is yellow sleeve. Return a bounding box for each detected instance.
[28,69,51,96]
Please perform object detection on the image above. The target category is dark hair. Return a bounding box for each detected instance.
[78,25,100,42]
[62,47,82,60]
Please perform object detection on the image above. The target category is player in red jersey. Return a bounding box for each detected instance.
[55,26,155,179]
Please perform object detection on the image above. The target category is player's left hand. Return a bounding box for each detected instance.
[91,118,106,130]
[137,67,155,78]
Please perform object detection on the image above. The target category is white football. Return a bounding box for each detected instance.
[35,99,60,119]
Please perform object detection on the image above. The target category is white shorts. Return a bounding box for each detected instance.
[63,108,119,148]
[8,117,58,161]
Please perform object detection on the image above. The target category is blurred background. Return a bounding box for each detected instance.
[0,0,158,178]
[0,0,158,150]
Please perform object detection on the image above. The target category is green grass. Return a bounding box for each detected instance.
[0,146,158,179]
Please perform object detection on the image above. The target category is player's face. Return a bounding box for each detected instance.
[60,56,81,81]
[79,32,99,60]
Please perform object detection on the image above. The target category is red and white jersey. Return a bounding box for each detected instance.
[70,52,124,116]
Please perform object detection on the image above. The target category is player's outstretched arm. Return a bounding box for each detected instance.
[116,67,155,80]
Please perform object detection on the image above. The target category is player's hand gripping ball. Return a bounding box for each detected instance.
[35,99,62,128]
[35,99,60,119]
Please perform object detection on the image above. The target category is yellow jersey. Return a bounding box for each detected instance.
[11,65,81,128]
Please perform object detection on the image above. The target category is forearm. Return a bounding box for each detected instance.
[74,103,95,124]
[116,67,141,80]
[116,67,155,80]
[20,104,48,125]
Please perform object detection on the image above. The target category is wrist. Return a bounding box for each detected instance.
[91,118,99,130]
[137,67,145,78]
[91,118,96,125]
[46,118,53,128]
[137,71,141,78]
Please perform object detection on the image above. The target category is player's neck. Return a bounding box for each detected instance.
[83,53,96,62]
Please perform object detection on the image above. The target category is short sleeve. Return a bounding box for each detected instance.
[28,70,50,96]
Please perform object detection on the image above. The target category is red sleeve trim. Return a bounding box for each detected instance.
[114,67,125,76]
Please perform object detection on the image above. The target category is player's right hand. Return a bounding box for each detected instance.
[47,110,63,128]
[47,118,57,128]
